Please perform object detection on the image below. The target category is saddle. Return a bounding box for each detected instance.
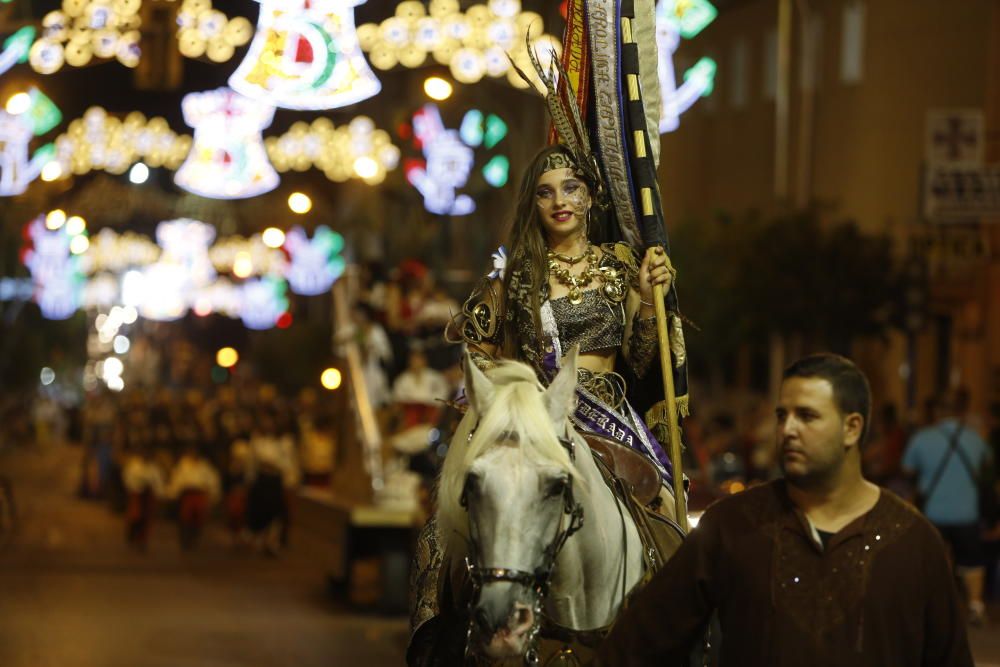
[583,433,662,507]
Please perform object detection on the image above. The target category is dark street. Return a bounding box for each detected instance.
[0,443,408,667]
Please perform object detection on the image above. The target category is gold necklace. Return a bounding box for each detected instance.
[549,248,588,264]
[547,245,600,305]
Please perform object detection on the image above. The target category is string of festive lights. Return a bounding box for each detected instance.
[176,0,254,63]
[29,0,143,74]
[53,106,190,178]
[265,116,400,185]
[357,0,561,90]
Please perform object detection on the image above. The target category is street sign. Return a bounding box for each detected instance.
[923,165,1000,222]
[926,109,984,166]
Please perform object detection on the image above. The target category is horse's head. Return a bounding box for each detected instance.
[439,350,582,660]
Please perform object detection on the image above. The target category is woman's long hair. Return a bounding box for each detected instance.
[500,145,599,358]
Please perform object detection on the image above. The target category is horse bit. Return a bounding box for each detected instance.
[459,425,585,666]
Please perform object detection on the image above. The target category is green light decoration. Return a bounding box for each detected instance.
[683,57,717,96]
[666,0,718,40]
[460,110,485,148]
[26,88,62,135]
[482,155,509,188]
[483,115,508,150]
[3,26,35,59]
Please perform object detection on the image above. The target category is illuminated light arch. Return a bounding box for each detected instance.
[29,1,143,74]
[265,117,400,185]
[229,0,381,111]
[0,88,61,196]
[358,0,561,91]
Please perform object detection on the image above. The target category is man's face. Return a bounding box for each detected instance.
[775,377,859,485]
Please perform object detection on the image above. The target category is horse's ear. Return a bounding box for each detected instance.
[545,346,579,424]
[463,353,495,414]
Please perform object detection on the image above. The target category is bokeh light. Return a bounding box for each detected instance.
[321,368,342,391]
[262,227,285,248]
[423,76,453,100]
[216,347,239,368]
[288,192,313,214]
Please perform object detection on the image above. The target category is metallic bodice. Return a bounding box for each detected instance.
[549,289,625,354]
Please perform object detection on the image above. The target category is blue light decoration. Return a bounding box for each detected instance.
[405,105,509,216]
[655,0,718,133]
[0,86,61,196]
[0,27,35,76]
[240,276,289,330]
[22,215,85,320]
[283,225,346,296]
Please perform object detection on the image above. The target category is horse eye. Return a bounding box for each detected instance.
[545,477,568,498]
[462,472,480,501]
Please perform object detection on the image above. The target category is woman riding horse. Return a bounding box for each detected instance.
[408,145,679,666]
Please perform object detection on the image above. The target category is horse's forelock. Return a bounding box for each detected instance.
[436,360,579,551]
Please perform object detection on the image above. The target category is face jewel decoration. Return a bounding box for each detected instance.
[174,88,280,199]
[656,0,718,133]
[229,0,381,110]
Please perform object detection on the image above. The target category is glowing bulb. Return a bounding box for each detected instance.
[113,335,130,354]
[424,76,453,100]
[353,156,379,179]
[45,209,67,230]
[129,162,149,184]
[321,368,342,391]
[262,227,285,248]
[121,305,138,324]
[107,376,125,392]
[40,367,55,386]
[216,347,239,368]
[103,357,124,379]
[5,92,31,115]
[69,235,90,255]
[41,162,63,182]
[233,251,253,278]
[193,297,212,317]
[65,215,86,236]
[288,192,313,214]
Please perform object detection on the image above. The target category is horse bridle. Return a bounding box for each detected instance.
[459,425,585,665]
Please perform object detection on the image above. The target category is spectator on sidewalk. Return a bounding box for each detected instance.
[903,388,994,625]
[392,348,450,429]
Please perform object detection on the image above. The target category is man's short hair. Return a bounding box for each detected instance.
[782,353,872,444]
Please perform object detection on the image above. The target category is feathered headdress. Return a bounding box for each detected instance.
[509,39,607,208]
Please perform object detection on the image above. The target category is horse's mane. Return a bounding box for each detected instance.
[436,360,581,551]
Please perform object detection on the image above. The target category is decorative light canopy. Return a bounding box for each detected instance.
[29,0,142,74]
[174,88,279,199]
[54,107,190,177]
[176,0,254,63]
[358,0,561,90]
[229,0,381,110]
[22,214,85,319]
[655,0,718,133]
[265,116,400,185]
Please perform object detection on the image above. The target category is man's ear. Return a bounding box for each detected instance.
[844,412,864,449]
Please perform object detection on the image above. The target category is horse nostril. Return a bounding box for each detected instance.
[511,604,535,634]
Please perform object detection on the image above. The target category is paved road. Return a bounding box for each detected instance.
[0,442,409,667]
[3,442,1000,666]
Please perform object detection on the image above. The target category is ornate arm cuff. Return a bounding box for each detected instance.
[627,314,658,378]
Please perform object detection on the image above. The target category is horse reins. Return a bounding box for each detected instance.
[459,422,585,666]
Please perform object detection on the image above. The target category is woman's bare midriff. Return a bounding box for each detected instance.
[577,350,617,374]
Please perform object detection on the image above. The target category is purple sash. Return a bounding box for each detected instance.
[537,327,674,486]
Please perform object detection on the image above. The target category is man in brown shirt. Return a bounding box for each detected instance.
[595,354,973,667]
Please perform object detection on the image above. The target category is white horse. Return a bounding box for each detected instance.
[436,351,648,662]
